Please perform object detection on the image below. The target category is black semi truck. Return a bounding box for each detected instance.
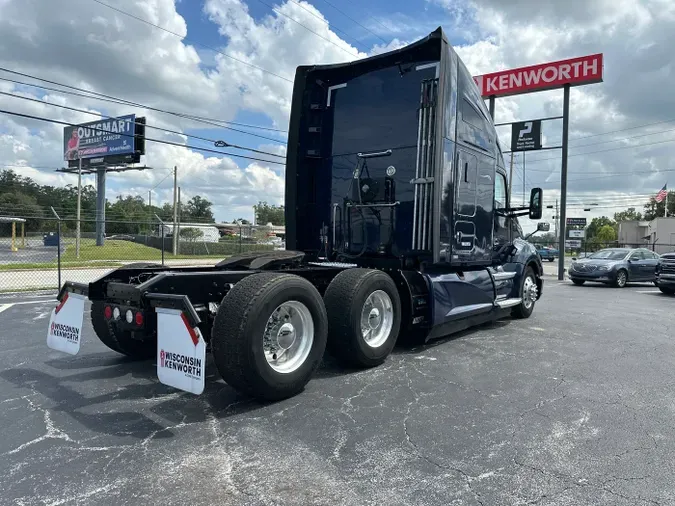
[46,27,545,401]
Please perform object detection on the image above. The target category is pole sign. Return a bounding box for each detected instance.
[565,239,582,249]
[511,120,542,152]
[473,54,603,98]
[63,114,136,161]
[566,217,587,226]
[568,229,585,238]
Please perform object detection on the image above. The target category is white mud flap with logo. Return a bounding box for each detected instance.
[156,307,206,395]
[46,292,86,355]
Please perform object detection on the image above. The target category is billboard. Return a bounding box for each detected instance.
[63,114,137,162]
[566,217,587,226]
[511,120,542,152]
[473,53,603,98]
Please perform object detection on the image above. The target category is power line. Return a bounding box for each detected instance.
[284,0,369,52]
[337,0,392,38]
[512,137,675,166]
[0,90,286,160]
[0,108,286,166]
[253,0,360,58]
[0,70,287,144]
[317,0,389,44]
[89,0,294,83]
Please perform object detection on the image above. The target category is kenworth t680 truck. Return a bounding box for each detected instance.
[46,27,545,401]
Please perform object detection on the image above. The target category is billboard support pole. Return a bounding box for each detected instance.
[488,95,495,119]
[76,154,82,259]
[96,168,106,246]
[557,84,570,281]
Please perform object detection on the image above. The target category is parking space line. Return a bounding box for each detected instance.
[0,304,14,314]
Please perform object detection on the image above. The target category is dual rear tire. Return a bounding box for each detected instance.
[209,268,402,401]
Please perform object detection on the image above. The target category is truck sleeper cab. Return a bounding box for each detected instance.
[46,27,544,402]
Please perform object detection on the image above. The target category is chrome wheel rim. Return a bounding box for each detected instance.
[360,290,394,348]
[262,301,314,374]
[617,271,626,286]
[523,276,537,309]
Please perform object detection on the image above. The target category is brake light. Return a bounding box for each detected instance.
[104,305,112,319]
[135,311,144,326]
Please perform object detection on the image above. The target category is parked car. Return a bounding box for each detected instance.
[568,247,659,288]
[537,246,558,262]
[655,252,675,295]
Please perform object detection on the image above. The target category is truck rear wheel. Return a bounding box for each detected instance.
[90,301,156,360]
[210,272,327,401]
[512,266,538,319]
[323,268,401,368]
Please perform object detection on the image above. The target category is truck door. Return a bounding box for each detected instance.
[453,148,494,264]
[454,149,477,259]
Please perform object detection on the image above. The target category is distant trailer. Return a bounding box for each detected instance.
[159,223,221,243]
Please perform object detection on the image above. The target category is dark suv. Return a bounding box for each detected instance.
[655,252,675,295]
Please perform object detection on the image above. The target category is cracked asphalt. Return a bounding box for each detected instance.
[1,280,674,506]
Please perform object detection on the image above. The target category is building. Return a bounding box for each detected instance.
[645,218,675,254]
[618,218,675,254]
[617,220,649,247]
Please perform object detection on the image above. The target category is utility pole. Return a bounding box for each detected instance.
[522,153,526,206]
[148,190,152,210]
[75,153,82,259]
[172,166,178,256]
[555,199,559,238]
[177,186,181,244]
[508,151,514,203]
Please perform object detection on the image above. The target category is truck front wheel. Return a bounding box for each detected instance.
[210,272,328,401]
[90,301,156,360]
[323,268,402,368]
[512,266,538,319]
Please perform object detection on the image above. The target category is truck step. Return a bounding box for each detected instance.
[495,298,522,309]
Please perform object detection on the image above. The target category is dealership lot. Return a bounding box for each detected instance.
[1,281,673,506]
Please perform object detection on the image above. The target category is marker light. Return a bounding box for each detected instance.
[104,306,112,319]
[112,307,120,320]
[125,310,133,323]
[135,312,143,326]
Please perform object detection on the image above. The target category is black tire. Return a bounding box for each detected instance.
[571,279,585,286]
[210,272,327,401]
[90,301,156,360]
[613,269,628,288]
[659,286,675,295]
[323,268,402,368]
[548,258,555,262]
[512,266,537,319]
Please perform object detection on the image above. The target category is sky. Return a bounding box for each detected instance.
[0,0,673,232]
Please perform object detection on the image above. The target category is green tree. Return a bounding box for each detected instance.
[613,207,643,222]
[585,216,616,242]
[596,224,617,243]
[254,201,285,225]
[0,191,44,231]
[183,195,214,222]
[643,191,675,220]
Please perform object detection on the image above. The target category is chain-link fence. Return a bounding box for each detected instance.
[0,215,282,293]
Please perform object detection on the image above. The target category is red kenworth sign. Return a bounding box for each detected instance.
[473,53,603,98]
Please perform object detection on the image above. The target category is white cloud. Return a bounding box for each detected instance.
[0,0,674,235]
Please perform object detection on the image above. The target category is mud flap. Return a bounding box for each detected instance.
[156,307,206,395]
[46,292,86,355]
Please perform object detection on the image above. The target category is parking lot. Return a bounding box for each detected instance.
[1,279,673,506]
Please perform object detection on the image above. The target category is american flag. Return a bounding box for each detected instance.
[655,183,668,203]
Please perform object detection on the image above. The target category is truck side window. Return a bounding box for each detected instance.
[462,98,485,131]
[495,172,507,209]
